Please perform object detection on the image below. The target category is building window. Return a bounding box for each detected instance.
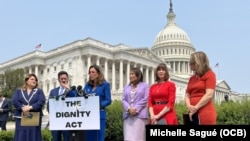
[69,79,72,86]
[69,62,72,69]
[40,70,43,75]
[47,83,50,94]
[53,82,56,88]
[54,66,56,72]
[47,68,50,73]
[61,64,64,70]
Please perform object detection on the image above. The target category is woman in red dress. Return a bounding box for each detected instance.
[148,63,178,125]
[185,51,217,125]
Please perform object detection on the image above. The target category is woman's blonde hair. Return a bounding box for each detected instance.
[190,51,211,76]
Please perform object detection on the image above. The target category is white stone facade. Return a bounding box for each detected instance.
[0,37,245,104]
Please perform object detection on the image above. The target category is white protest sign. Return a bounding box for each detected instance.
[49,96,100,130]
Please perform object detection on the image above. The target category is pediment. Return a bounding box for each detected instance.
[216,80,231,90]
[124,48,164,62]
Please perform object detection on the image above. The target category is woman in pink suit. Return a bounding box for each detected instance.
[122,67,149,141]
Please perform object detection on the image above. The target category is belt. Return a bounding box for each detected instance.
[153,101,167,105]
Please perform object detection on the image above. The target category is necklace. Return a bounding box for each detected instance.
[156,83,163,93]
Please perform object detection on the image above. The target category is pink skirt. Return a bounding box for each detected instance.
[123,116,148,141]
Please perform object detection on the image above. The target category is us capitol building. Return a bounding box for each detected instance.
[0,2,248,104]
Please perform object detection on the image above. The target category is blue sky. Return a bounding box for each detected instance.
[1,0,250,93]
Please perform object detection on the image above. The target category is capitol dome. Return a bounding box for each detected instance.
[151,1,195,76]
[153,24,191,46]
[152,1,193,49]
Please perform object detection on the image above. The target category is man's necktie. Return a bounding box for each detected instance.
[59,87,64,95]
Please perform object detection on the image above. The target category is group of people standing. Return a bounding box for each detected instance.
[11,64,111,141]
[122,51,217,141]
[2,51,216,141]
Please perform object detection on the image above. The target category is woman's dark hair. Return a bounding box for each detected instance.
[87,64,105,86]
[155,63,170,82]
[129,67,143,86]
[20,74,38,90]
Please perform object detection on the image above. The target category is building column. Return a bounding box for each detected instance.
[35,65,38,76]
[87,55,91,70]
[188,61,192,74]
[151,68,155,84]
[104,59,108,79]
[186,61,188,74]
[96,56,100,66]
[182,61,185,73]
[146,66,149,83]
[29,67,32,74]
[173,62,176,73]
[112,61,116,91]
[178,61,181,73]
[119,60,123,91]
[213,91,216,102]
[219,91,222,104]
[77,55,84,85]
[140,65,143,72]
[126,61,130,84]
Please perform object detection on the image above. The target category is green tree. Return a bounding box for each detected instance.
[0,68,26,98]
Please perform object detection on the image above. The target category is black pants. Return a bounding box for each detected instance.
[0,121,7,131]
[69,130,86,141]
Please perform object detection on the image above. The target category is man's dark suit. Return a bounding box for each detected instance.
[47,87,76,141]
[0,98,12,131]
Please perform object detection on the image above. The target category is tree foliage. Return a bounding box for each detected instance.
[216,99,250,124]
[105,100,123,141]
[0,68,26,98]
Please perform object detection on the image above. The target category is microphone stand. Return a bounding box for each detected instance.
[69,87,87,141]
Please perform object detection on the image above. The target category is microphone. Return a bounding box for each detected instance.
[61,85,76,100]
[76,85,88,99]
[76,85,83,96]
